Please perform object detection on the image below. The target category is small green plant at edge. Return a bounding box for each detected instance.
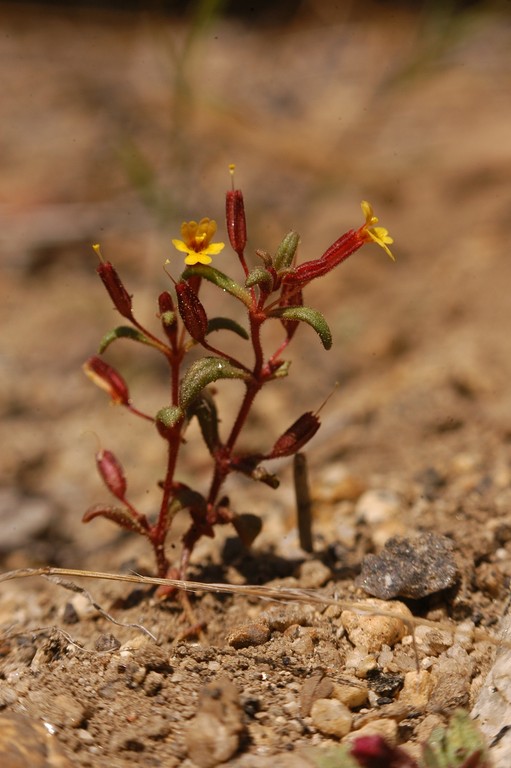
[83,166,395,589]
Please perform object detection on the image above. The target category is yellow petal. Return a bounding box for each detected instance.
[204,242,225,256]
[361,200,378,226]
[172,239,192,254]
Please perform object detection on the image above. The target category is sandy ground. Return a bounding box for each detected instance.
[1,2,511,766]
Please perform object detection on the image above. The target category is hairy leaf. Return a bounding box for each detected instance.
[182,265,252,307]
[82,504,149,536]
[98,325,153,353]
[180,357,252,408]
[268,306,332,350]
[206,317,249,340]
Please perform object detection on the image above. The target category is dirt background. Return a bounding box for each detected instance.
[2,1,511,766]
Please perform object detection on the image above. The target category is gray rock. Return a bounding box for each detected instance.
[357,533,459,599]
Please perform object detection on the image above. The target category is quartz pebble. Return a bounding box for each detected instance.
[398,669,435,709]
[343,717,398,746]
[341,600,411,652]
[355,489,402,525]
[331,681,368,709]
[310,698,353,738]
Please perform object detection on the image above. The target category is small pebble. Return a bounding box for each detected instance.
[94,633,120,653]
[355,489,402,525]
[295,559,332,588]
[341,600,411,652]
[300,671,334,717]
[343,717,398,746]
[398,670,434,709]
[331,681,368,709]
[226,619,271,648]
[310,698,353,739]
[143,670,164,696]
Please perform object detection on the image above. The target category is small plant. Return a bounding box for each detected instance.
[312,709,491,768]
[83,167,394,582]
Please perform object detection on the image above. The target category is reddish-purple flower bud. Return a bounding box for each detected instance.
[350,734,419,768]
[175,281,208,342]
[96,448,127,501]
[282,230,362,287]
[226,188,247,254]
[96,260,134,319]
[267,411,320,459]
[83,356,130,406]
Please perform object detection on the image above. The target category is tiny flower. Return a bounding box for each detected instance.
[171,218,225,266]
[358,200,395,261]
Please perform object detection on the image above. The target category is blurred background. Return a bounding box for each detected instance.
[1,0,511,568]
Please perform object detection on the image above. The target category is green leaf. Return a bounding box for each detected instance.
[206,317,249,340]
[155,405,184,429]
[245,267,274,290]
[270,360,291,379]
[187,390,220,454]
[182,265,252,307]
[180,357,252,408]
[423,710,490,768]
[268,306,332,350]
[274,231,300,271]
[98,325,154,353]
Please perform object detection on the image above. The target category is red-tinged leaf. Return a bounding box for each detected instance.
[82,504,149,536]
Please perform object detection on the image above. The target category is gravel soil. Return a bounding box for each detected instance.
[1,3,511,766]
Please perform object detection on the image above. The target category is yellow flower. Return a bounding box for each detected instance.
[359,200,395,261]
[171,218,225,266]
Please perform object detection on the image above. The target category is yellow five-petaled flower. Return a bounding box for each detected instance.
[359,200,395,261]
[171,218,225,266]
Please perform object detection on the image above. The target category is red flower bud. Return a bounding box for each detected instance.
[96,261,134,319]
[96,448,127,501]
[83,356,130,406]
[282,230,362,287]
[267,411,320,459]
[226,188,247,254]
[175,281,208,342]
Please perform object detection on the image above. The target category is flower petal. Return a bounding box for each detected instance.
[172,238,192,254]
[204,242,225,256]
